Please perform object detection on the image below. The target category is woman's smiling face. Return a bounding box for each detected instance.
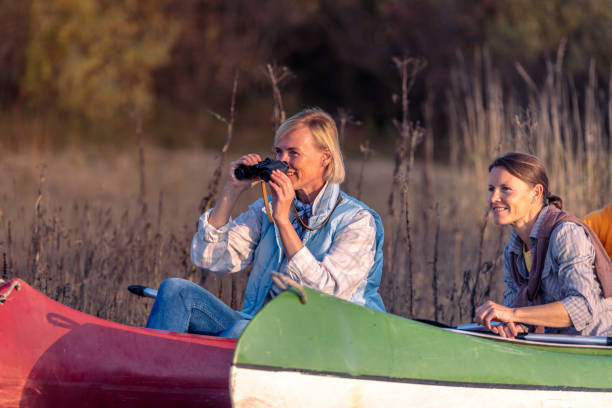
[488,166,542,227]
[274,126,330,198]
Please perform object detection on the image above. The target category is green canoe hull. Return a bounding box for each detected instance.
[231,288,612,406]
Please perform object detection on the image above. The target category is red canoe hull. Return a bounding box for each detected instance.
[0,279,235,408]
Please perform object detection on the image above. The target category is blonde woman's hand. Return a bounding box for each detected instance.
[268,169,295,225]
[226,154,263,193]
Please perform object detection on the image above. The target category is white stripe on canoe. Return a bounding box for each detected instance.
[231,367,612,408]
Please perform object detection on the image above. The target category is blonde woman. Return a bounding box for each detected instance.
[146,108,385,337]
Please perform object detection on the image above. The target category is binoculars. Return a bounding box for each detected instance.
[234,158,289,182]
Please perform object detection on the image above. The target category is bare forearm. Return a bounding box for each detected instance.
[209,153,262,228]
[276,220,303,259]
[512,301,571,328]
[208,186,243,229]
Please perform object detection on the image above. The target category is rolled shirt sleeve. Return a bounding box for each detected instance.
[552,223,597,332]
[190,204,263,273]
[283,209,376,301]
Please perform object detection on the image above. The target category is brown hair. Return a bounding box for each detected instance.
[488,152,563,209]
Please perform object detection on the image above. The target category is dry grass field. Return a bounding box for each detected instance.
[1,52,611,328]
[0,144,497,326]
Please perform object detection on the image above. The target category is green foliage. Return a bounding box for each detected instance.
[4,0,612,148]
[23,0,179,121]
[482,0,612,74]
[0,1,30,106]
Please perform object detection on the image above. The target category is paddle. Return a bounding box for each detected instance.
[127,285,158,299]
[514,333,612,346]
[418,319,612,347]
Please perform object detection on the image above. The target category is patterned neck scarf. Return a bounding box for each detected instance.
[291,199,312,238]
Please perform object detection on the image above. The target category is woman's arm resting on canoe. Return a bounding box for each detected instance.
[475,300,571,338]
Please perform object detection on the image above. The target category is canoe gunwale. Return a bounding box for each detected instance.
[446,328,612,350]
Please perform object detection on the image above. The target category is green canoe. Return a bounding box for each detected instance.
[231,287,612,407]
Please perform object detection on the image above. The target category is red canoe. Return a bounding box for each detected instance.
[0,279,235,408]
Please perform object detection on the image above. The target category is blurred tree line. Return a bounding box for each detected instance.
[1,0,611,150]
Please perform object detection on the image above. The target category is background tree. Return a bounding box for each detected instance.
[1,0,612,149]
[22,0,179,121]
[0,0,29,107]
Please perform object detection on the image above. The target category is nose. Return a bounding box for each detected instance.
[488,188,499,204]
[276,151,288,162]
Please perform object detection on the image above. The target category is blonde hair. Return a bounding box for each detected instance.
[274,108,345,183]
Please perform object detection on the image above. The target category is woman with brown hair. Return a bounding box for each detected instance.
[475,152,612,338]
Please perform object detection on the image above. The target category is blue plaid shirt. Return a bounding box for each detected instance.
[503,206,612,336]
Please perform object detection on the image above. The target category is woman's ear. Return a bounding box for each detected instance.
[321,149,332,167]
[533,184,544,201]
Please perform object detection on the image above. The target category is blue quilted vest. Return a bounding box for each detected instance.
[239,183,385,318]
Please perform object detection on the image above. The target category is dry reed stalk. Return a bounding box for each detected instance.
[336,108,362,194]
[31,165,46,291]
[266,63,291,132]
[422,85,435,209]
[386,56,426,316]
[403,123,425,317]
[458,269,473,323]
[132,106,147,216]
[446,85,460,170]
[431,203,441,322]
[550,41,567,187]
[469,208,490,318]
[153,191,164,284]
[451,212,463,310]
[420,85,437,300]
[484,227,507,301]
[609,63,612,157]
[583,60,599,209]
[355,140,372,200]
[4,220,12,280]
[200,71,240,214]
[2,252,7,281]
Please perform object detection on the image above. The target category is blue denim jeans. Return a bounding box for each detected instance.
[145,278,249,338]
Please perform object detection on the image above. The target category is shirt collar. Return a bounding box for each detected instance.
[295,181,339,216]
[530,205,549,239]
[508,205,549,255]
[310,181,329,214]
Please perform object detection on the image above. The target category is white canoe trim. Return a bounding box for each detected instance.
[231,366,612,408]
